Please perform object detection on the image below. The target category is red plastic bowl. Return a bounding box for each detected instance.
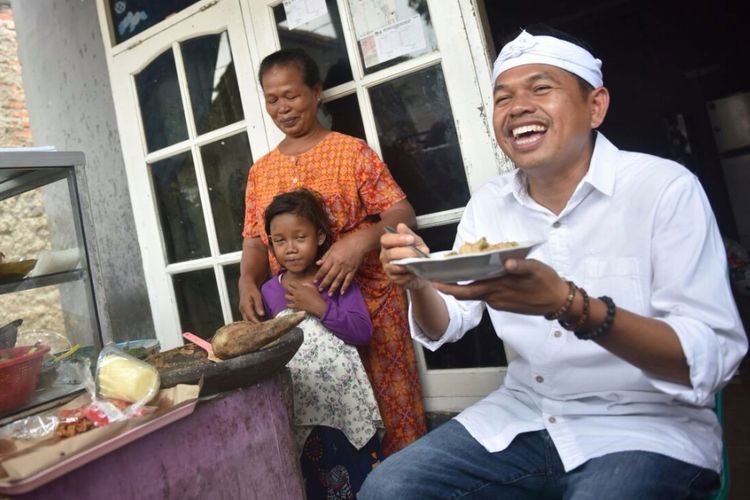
[0,344,51,414]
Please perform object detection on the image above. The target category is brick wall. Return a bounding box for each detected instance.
[0,5,30,145]
[0,4,65,342]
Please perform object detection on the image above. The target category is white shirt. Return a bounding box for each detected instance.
[410,133,747,473]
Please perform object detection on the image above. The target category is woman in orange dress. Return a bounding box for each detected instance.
[240,49,427,457]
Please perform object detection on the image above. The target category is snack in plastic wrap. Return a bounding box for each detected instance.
[0,350,161,443]
[96,346,160,405]
[0,414,59,440]
[55,406,95,438]
[55,399,155,438]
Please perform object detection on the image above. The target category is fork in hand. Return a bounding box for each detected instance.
[383,225,430,259]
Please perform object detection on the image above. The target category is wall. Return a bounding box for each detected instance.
[0,3,65,336]
[483,0,745,241]
[11,0,154,343]
[0,3,28,146]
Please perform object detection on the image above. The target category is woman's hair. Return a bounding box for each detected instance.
[258,48,321,89]
[264,188,333,258]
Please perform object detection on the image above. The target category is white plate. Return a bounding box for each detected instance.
[392,240,544,283]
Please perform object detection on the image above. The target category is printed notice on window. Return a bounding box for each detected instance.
[283,0,328,30]
[360,15,426,68]
[350,0,398,40]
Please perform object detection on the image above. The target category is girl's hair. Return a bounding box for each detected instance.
[264,188,333,259]
[258,48,321,89]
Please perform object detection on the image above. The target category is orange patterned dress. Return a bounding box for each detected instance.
[243,132,427,455]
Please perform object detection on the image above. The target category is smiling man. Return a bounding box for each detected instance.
[360,28,748,499]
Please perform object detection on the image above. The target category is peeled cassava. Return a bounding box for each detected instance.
[97,353,160,403]
[211,310,306,360]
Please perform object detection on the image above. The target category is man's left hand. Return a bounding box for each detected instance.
[435,258,569,317]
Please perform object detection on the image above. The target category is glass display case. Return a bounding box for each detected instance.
[0,151,102,418]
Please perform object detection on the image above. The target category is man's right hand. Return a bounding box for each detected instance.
[239,278,265,323]
[380,223,450,340]
[379,222,430,290]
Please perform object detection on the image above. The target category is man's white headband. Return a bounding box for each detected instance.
[492,30,603,88]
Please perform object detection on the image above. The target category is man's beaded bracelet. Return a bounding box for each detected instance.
[544,281,577,321]
[559,287,590,331]
[574,296,616,340]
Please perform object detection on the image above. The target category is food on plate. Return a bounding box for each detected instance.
[211,310,306,360]
[97,353,160,403]
[447,237,519,256]
[0,258,37,282]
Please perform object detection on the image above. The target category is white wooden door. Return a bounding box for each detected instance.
[246,0,511,411]
[101,0,271,349]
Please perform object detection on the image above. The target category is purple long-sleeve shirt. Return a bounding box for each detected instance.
[260,273,373,345]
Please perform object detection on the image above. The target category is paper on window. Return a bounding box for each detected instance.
[361,15,426,68]
[349,0,398,40]
[283,0,328,30]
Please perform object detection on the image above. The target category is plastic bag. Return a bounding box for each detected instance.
[0,348,161,441]
[0,359,92,440]
[0,415,59,440]
[92,345,161,424]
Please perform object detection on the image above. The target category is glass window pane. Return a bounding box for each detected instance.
[182,32,245,135]
[0,179,90,345]
[423,310,506,369]
[109,0,201,45]
[370,65,470,216]
[135,50,188,152]
[273,0,353,89]
[319,93,366,140]
[150,152,210,263]
[417,223,507,369]
[223,263,242,322]
[419,221,457,254]
[348,0,438,75]
[173,269,223,339]
[200,133,253,254]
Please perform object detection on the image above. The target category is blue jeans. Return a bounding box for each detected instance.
[358,420,719,499]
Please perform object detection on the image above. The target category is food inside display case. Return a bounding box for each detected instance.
[0,259,37,283]
[0,151,102,419]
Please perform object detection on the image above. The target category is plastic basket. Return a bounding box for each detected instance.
[0,344,51,414]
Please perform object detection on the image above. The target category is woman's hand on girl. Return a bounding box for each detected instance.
[285,280,327,317]
[314,235,366,295]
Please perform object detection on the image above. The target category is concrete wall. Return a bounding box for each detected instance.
[0,3,65,336]
[11,0,154,343]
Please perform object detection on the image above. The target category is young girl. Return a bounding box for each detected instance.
[261,189,382,499]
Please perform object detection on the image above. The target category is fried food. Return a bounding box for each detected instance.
[56,406,94,438]
[448,237,518,256]
[56,417,95,438]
